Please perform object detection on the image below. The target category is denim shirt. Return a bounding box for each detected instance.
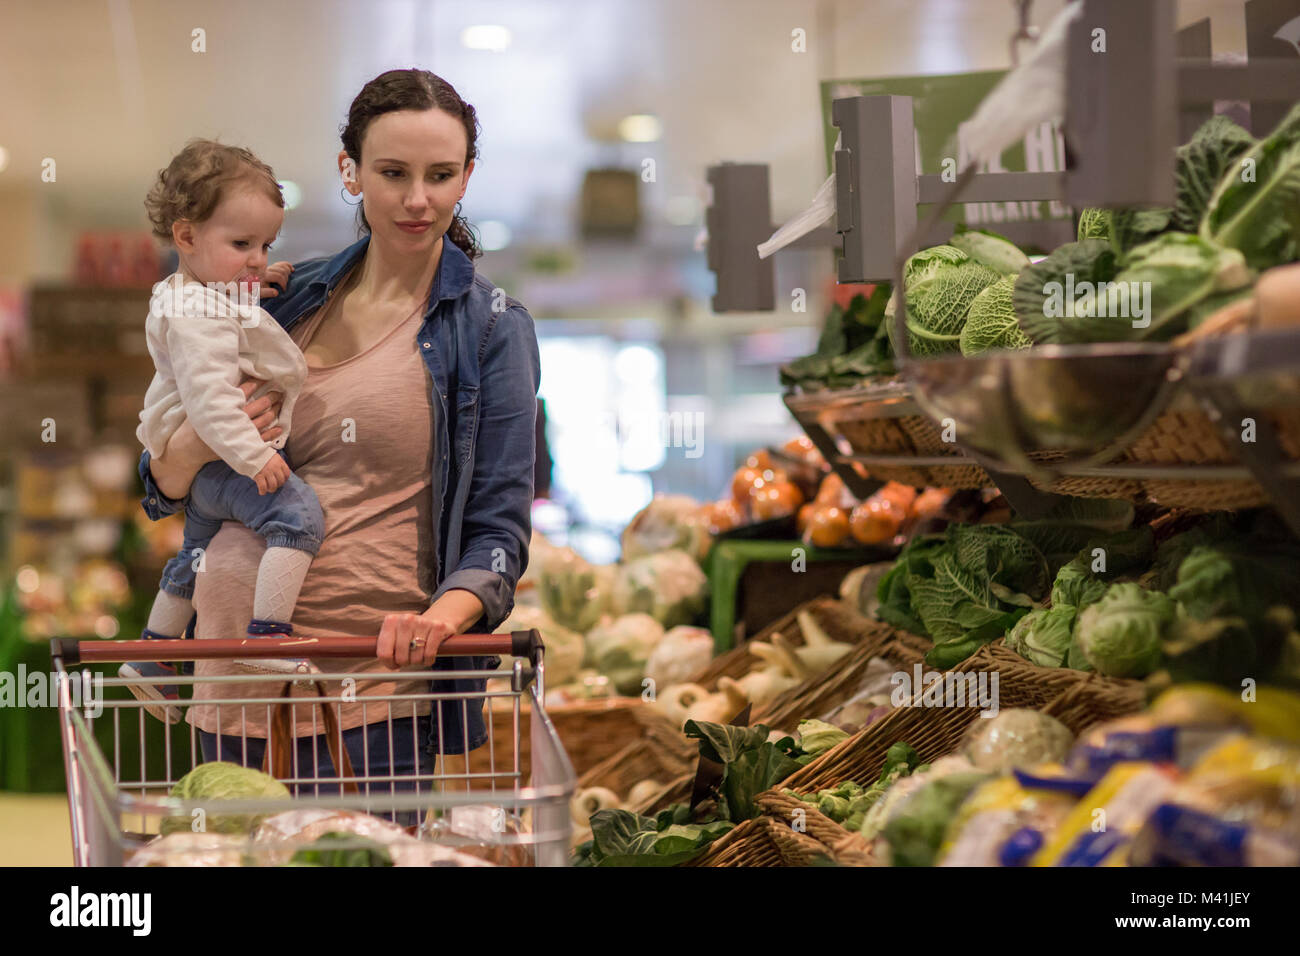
[136,235,540,753]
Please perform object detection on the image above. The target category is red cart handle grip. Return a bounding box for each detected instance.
[50,630,542,666]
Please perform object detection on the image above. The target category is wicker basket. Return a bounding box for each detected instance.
[629,634,934,818]
[792,379,1300,510]
[681,815,834,867]
[469,695,667,781]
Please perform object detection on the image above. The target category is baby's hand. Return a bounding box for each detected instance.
[253,454,291,495]
[261,261,294,298]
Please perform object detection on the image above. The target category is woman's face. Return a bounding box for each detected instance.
[341,108,474,254]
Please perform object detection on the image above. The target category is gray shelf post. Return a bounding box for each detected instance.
[832,95,918,284]
[705,163,776,312]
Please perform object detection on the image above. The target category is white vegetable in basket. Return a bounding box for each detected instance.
[571,787,622,825]
[626,780,664,808]
[738,639,803,704]
[791,610,854,673]
[621,494,710,563]
[537,545,615,633]
[645,625,714,690]
[656,679,749,727]
[612,550,708,628]
[961,708,1074,772]
[585,613,666,695]
[500,604,585,688]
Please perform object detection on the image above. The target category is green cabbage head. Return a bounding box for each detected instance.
[889,245,1001,358]
[162,762,291,835]
[959,274,1032,356]
[1074,582,1178,678]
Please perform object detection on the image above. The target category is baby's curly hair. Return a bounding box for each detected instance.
[144,139,283,243]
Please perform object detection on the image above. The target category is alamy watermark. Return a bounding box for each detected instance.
[1042,274,1153,329]
[890,664,1000,717]
[149,279,263,327]
[0,666,103,718]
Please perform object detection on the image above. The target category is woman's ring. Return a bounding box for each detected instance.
[410,636,426,649]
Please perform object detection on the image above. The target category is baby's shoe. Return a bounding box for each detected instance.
[118,629,184,724]
[235,619,318,685]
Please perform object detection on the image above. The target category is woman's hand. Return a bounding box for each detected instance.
[377,612,456,668]
[149,378,285,499]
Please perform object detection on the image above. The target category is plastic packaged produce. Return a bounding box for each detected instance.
[127,832,247,867]
[584,613,665,695]
[622,494,710,563]
[937,776,1077,867]
[612,549,708,628]
[644,625,714,690]
[962,709,1075,772]
[537,544,615,633]
[1031,763,1179,866]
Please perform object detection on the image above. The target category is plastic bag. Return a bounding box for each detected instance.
[757,134,840,260]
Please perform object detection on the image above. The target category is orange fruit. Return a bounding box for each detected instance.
[815,471,847,505]
[850,498,905,545]
[730,466,763,503]
[796,502,815,534]
[745,449,773,471]
[701,499,744,534]
[875,481,918,512]
[910,487,951,520]
[807,506,850,548]
[751,481,804,520]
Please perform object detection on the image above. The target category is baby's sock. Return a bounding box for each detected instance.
[252,546,314,625]
[146,590,193,638]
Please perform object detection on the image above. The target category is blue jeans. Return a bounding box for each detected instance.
[160,450,324,600]
[200,714,435,827]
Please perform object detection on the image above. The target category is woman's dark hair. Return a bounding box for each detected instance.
[341,69,482,260]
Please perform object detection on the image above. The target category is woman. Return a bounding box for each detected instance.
[138,69,540,792]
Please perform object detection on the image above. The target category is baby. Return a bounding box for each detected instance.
[122,139,324,722]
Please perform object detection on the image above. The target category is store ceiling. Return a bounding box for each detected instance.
[0,0,1249,261]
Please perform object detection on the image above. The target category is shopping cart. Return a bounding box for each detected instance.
[49,630,575,867]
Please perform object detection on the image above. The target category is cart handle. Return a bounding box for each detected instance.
[50,629,543,666]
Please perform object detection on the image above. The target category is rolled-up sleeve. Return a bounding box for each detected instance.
[433,306,540,632]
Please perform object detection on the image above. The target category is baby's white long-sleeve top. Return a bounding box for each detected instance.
[137,272,308,479]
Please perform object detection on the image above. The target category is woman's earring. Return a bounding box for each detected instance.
[340,186,362,207]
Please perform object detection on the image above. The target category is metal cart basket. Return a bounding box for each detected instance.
[50,630,575,867]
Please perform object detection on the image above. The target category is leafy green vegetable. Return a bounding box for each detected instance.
[1004,497,1136,572]
[1005,605,1078,668]
[288,832,394,867]
[1109,232,1252,340]
[1172,115,1255,232]
[959,274,1032,356]
[1202,101,1300,269]
[781,287,896,390]
[889,245,1002,358]
[161,762,291,836]
[797,719,850,756]
[1077,208,1112,242]
[1160,614,1258,686]
[1110,207,1175,256]
[1050,526,1156,610]
[683,720,806,822]
[1013,239,1121,344]
[882,771,991,867]
[1167,540,1300,624]
[580,808,734,867]
[1074,582,1178,678]
[949,229,1030,274]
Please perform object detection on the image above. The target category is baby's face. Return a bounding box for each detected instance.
[182,186,284,287]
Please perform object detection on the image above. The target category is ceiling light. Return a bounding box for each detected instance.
[461,25,512,52]
[478,220,512,251]
[618,114,662,143]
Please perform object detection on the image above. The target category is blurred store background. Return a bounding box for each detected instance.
[0,0,1263,859]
